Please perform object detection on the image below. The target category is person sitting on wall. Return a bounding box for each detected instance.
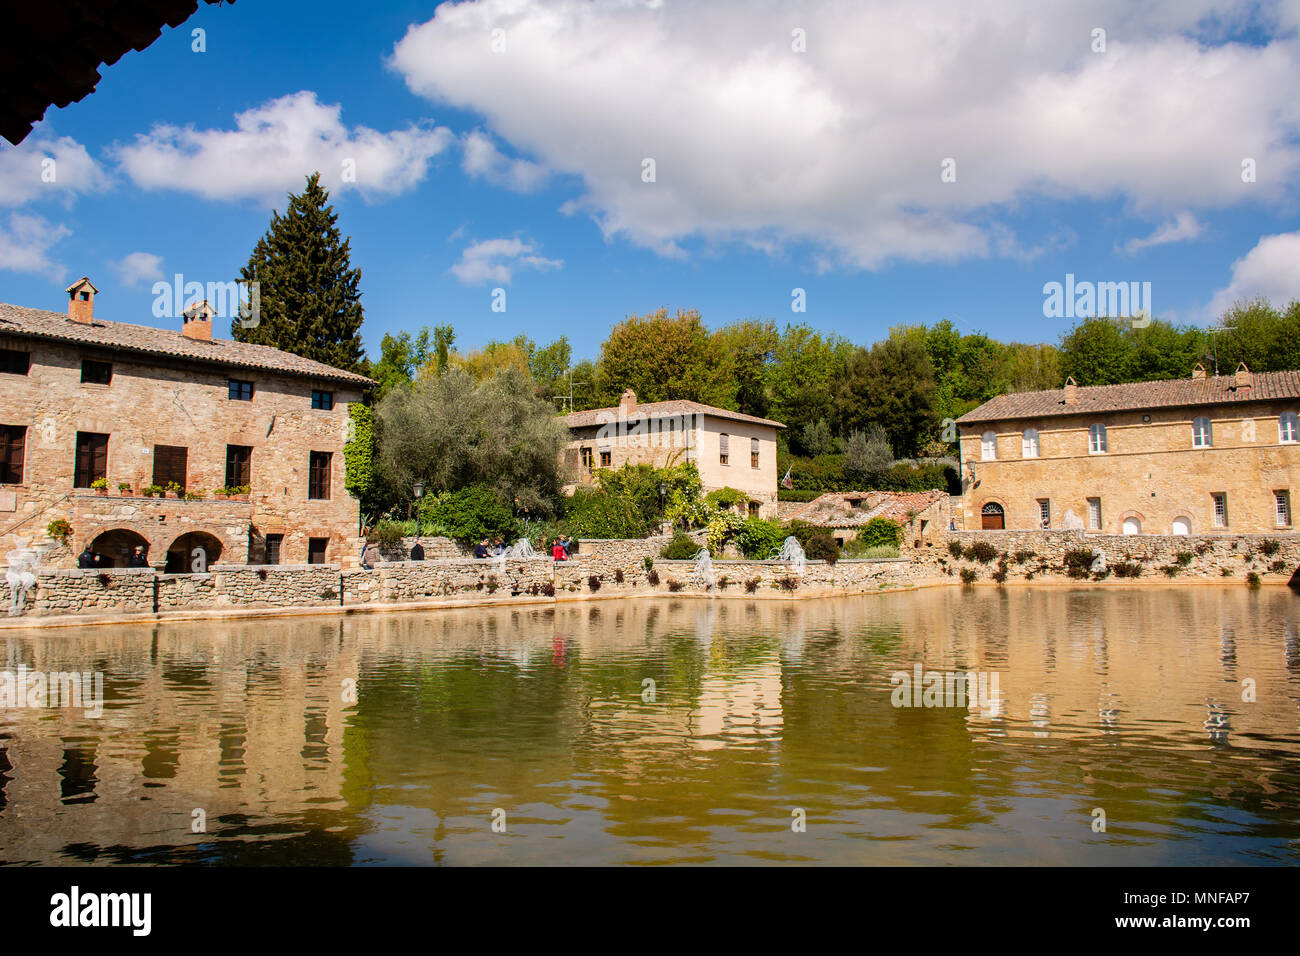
[128,546,150,568]
[77,545,99,569]
[409,540,425,561]
[492,537,505,556]
[473,538,490,559]
[551,540,568,562]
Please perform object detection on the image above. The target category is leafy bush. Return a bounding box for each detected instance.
[1260,538,1282,557]
[734,518,786,559]
[858,517,902,549]
[783,519,828,550]
[661,532,700,560]
[1159,564,1180,577]
[705,509,746,555]
[775,575,799,591]
[423,484,519,544]
[992,566,1007,584]
[716,575,729,590]
[565,486,648,539]
[1112,561,1143,578]
[744,577,760,593]
[588,575,602,591]
[643,557,654,571]
[1174,551,1193,566]
[845,544,901,559]
[960,567,977,584]
[948,540,964,558]
[805,533,841,564]
[704,486,749,510]
[666,578,684,592]
[1063,548,1099,578]
[965,541,998,564]
[614,569,624,583]
[646,569,660,586]
[1012,550,1036,564]
[1270,559,1286,572]
[1247,571,1261,587]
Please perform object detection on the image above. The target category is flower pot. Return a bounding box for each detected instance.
[94,487,107,496]
[234,494,250,502]
[119,490,131,496]
[214,493,228,501]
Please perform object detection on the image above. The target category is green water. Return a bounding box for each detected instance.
[2,587,1299,865]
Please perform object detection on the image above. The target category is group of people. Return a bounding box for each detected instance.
[356,534,576,567]
[550,536,573,561]
[77,544,150,569]
[472,537,509,559]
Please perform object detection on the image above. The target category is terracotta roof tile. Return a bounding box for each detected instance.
[564,400,784,429]
[786,490,947,527]
[957,369,1300,425]
[0,302,373,387]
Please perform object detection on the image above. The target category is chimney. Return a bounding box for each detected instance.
[1235,362,1253,390]
[1191,363,1206,380]
[1063,376,1078,404]
[182,300,215,341]
[619,388,637,416]
[65,276,98,324]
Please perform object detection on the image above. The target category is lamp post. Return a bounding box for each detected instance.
[413,480,425,539]
[659,482,667,530]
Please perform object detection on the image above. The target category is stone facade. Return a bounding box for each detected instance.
[957,369,1300,535]
[0,284,368,569]
[562,390,783,517]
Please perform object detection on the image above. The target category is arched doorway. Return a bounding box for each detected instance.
[165,532,223,573]
[89,529,150,568]
[980,502,1005,530]
[1122,516,1142,535]
[1171,516,1191,536]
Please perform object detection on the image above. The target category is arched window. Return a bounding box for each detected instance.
[980,501,1005,529]
[1122,516,1141,535]
[980,431,998,460]
[1088,424,1107,454]
[1021,428,1039,458]
[1192,416,1212,448]
[1280,412,1299,444]
[1172,516,1191,536]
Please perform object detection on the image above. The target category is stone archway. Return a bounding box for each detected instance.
[165,531,223,573]
[980,501,1005,530]
[89,528,151,568]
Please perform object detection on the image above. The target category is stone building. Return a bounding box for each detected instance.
[0,278,372,569]
[784,490,951,549]
[956,364,1300,534]
[561,389,784,517]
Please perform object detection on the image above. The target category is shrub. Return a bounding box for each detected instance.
[1012,550,1036,564]
[1270,560,1286,573]
[646,570,660,586]
[661,532,700,560]
[948,540,964,558]
[775,575,799,592]
[804,533,840,565]
[783,520,828,550]
[960,567,977,584]
[90,477,108,490]
[703,487,749,510]
[614,568,624,583]
[1159,564,1180,577]
[1247,571,1261,587]
[46,518,72,544]
[1220,567,1233,577]
[1092,569,1110,580]
[485,576,499,593]
[563,486,647,540]
[1194,542,1211,556]
[372,519,406,552]
[858,517,903,549]
[666,578,684,592]
[1112,561,1143,578]
[541,581,555,597]
[142,484,163,498]
[643,557,654,571]
[716,575,729,590]
[991,567,1007,584]
[426,485,518,544]
[588,574,602,592]
[1174,551,1193,566]
[1260,538,1282,557]
[734,518,786,559]
[965,541,998,564]
[845,543,901,559]
[1063,548,1099,578]
[705,509,747,555]
[117,481,132,492]
[744,577,760,593]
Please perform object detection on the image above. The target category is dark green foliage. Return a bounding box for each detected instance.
[661,532,700,559]
[1174,551,1193,566]
[966,541,998,564]
[344,403,380,516]
[1012,550,1035,564]
[235,173,365,373]
[372,519,405,551]
[704,486,749,509]
[567,487,649,539]
[960,567,977,584]
[425,485,518,544]
[1159,564,1180,577]
[1063,548,1099,578]
[784,520,826,549]
[1247,571,1262,587]
[1260,538,1281,556]
[859,517,903,549]
[804,534,840,565]
[734,518,786,559]
[1112,561,1143,578]
[948,540,964,558]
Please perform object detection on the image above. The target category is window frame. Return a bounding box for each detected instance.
[1280,413,1299,444]
[0,425,26,484]
[1212,493,1227,528]
[751,437,760,469]
[307,537,329,565]
[1021,428,1039,458]
[264,533,283,565]
[80,358,112,385]
[580,447,593,470]
[151,444,189,491]
[0,348,30,376]
[308,451,332,500]
[310,389,334,410]
[1087,496,1102,531]
[599,450,612,467]
[228,378,255,402]
[980,431,998,461]
[1275,490,1292,527]
[74,432,109,488]
[1088,424,1107,454]
[1192,416,1213,448]
[225,444,253,489]
[1037,498,1051,529]
[719,432,729,466]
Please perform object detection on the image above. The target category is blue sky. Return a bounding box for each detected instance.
[2,0,1300,363]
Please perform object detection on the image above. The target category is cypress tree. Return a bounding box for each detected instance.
[234,172,366,373]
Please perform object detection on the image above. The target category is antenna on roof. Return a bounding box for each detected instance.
[1206,323,1233,376]
[554,370,587,413]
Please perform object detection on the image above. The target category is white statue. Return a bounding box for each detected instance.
[5,536,40,616]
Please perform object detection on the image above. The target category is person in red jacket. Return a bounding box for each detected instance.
[551,540,567,561]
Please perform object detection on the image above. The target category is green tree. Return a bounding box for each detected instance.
[713,319,779,418]
[595,308,735,407]
[837,330,936,456]
[235,172,365,373]
[769,324,848,449]
[842,425,893,483]
[1059,317,1133,385]
[371,328,433,397]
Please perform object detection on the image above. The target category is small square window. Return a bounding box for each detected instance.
[0,349,30,375]
[311,390,334,410]
[81,359,112,385]
[307,537,329,564]
[228,379,254,401]
[599,450,611,467]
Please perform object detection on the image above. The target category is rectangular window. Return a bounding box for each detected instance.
[225,444,252,489]
[751,437,760,468]
[1087,497,1102,531]
[1275,490,1291,527]
[1088,424,1107,454]
[1213,493,1227,528]
[0,425,25,484]
[580,447,593,470]
[599,450,611,467]
[228,379,254,401]
[311,390,334,410]
[265,534,283,565]
[0,349,30,375]
[719,432,729,465]
[308,451,332,500]
[1192,416,1213,448]
[981,432,998,460]
[307,537,329,564]
[74,432,109,488]
[152,444,188,490]
[1038,499,1051,529]
[80,359,112,385]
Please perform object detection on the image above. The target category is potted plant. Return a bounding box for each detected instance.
[118,481,133,496]
[166,481,184,499]
[142,484,163,498]
[231,484,251,501]
[90,477,108,496]
[214,486,229,500]
[46,518,72,546]
[183,488,204,501]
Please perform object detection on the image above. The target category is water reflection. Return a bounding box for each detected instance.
[0,587,1298,865]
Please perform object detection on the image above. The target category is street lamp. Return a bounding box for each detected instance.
[413,480,425,538]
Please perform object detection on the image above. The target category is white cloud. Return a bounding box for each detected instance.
[0,134,110,206]
[390,0,1300,269]
[111,251,164,287]
[1207,231,1300,317]
[461,130,548,191]
[111,91,453,203]
[1120,212,1205,254]
[450,237,563,284]
[0,213,71,278]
